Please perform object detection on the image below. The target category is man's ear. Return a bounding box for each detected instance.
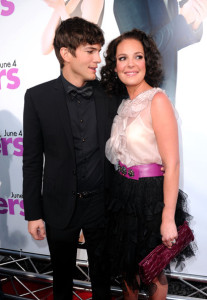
[60,47,72,63]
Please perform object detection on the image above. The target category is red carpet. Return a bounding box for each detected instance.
[46,290,94,300]
[1,278,117,299]
[2,279,53,299]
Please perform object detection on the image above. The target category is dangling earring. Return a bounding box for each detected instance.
[115,72,118,79]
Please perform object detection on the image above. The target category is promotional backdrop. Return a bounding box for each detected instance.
[0,0,206,276]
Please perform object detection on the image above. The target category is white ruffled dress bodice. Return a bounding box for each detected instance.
[105,88,168,167]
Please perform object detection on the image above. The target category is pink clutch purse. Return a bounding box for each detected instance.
[138,221,194,285]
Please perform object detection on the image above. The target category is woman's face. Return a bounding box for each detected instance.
[115,38,146,89]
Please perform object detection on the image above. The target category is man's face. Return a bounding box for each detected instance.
[63,43,102,87]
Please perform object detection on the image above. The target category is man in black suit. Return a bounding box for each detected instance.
[23,17,119,300]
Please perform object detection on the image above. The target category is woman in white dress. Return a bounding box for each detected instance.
[101,29,195,300]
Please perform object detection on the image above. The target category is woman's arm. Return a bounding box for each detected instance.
[41,0,104,55]
[151,92,179,248]
[41,11,62,55]
[42,0,82,55]
[81,0,104,23]
[65,0,82,14]
[42,0,71,55]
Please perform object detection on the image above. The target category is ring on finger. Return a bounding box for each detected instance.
[171,239,176,244]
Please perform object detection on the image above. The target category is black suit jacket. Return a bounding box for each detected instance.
[23,76,119,229]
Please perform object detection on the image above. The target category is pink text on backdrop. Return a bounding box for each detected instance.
[0,137,23,156]
[0,0,15,16]
[0,68,20,89]
[0,197,24,216]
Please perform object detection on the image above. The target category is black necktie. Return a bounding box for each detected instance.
[66,84,93,99]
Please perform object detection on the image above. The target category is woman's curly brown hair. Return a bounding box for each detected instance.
[101,29,163,96]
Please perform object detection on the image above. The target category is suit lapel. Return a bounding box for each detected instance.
[53,76,76,162]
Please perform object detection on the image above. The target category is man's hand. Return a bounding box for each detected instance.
[28,219,46,240]
[180,0,196,25]
[161,165,165,174]
[191,0,207,29]
[180,0,207,30]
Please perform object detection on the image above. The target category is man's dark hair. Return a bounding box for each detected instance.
[54,17,105,68]
[101,29,163,96]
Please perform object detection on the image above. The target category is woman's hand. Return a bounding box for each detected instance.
[44,0,67,17]
[160,219,178,249]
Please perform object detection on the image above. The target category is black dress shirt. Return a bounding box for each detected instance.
[61,75,104,192]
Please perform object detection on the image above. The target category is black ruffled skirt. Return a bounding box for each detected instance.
[106,172,196,288]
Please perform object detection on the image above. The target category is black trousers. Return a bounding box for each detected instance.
[0,280,4,300]
[46,192,111,300]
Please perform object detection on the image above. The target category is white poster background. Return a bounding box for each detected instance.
[0,0,206,275]
[175,21,207,275]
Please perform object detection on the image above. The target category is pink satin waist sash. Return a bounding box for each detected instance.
[118,161,164,180]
